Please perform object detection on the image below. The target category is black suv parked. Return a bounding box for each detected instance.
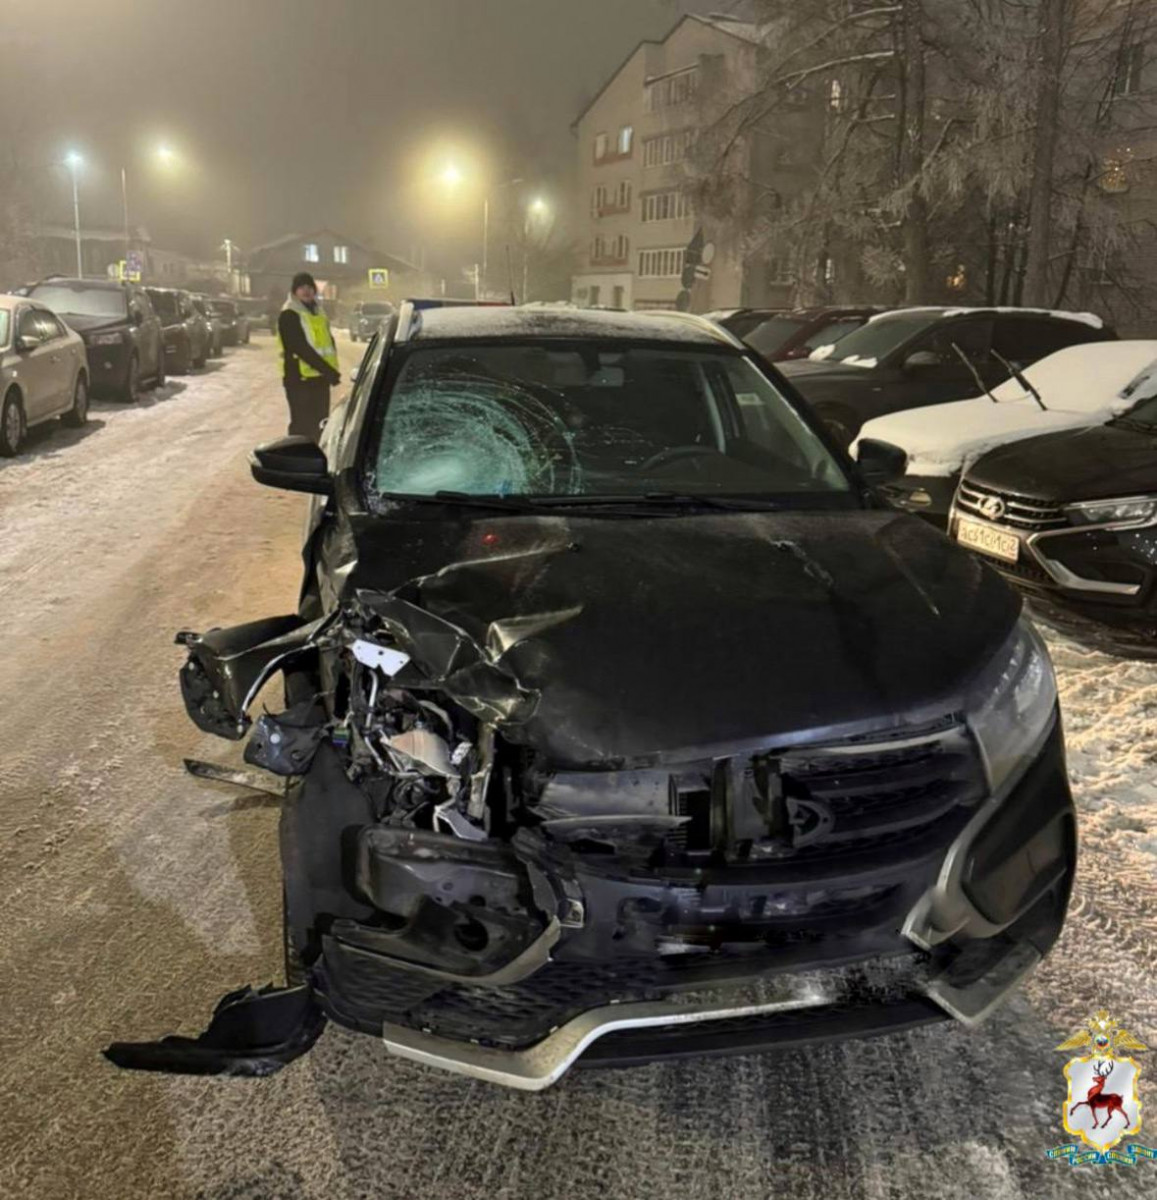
[781,307,1115,445]
[104,305,1074,1087]
[146,287,211,373]
[745,306,887,363]
[22,278,165,401]
[951,393,1157,656]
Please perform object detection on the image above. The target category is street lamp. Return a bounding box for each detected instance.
[523,197,551,301]
[122,146,179,263]
[65,152,83,277]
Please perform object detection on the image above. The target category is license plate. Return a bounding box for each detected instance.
[956,517,1019,564]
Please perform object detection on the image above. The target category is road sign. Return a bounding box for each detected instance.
[368,268,390,289]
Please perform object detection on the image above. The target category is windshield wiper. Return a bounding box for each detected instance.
[529,492,784,511]
[1111,415,1157,434]
[989,349,1047,411]
[379,490,545,513]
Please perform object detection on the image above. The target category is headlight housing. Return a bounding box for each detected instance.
[1066,495,1157,527]
[965,619,1057,791]
[87,332,124,347]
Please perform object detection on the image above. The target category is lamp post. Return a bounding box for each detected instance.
[65,152,83,277]
[439,165,524,300]
[523,196,549,302]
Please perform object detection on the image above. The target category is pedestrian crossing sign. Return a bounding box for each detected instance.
[368,268,390,289]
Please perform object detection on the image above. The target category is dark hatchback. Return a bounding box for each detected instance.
[146,287,211,373]
[951,394,1157,656]
[22,278,165,401]
[104,306,1074,1087]
[744,306,887,363]
[206,297,250,346]
[781,307,1115,446]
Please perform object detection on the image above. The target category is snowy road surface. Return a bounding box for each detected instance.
[1,337,1155,1199]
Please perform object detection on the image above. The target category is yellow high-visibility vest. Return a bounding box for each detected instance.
[279,303,338,379]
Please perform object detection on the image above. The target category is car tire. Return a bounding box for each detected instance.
[122,354,141,403]
[152,351,166,391]
[816,403,863,448]
[170,339,191,375]
[0,388,25,456]
[192,344,207,370]
[61,374,89,427]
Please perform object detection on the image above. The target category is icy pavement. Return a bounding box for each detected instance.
[0,341,1154,1199]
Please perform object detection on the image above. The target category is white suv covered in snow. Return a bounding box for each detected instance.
[851,340,1157,525]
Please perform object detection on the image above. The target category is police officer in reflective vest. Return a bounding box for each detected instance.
[277,271,341,441]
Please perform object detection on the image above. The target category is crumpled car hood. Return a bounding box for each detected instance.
[344,509,1018,766]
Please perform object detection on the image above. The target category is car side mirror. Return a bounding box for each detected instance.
[856,438,908,484]
[903,350,940,370]
[15,333,41,352]
[249,435,333,495]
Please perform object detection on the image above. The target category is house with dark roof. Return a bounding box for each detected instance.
[246,228,421,307]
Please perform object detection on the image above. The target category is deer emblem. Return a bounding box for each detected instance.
[1069,1061,1129,1130]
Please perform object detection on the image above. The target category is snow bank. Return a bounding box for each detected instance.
[852,340,1157,476]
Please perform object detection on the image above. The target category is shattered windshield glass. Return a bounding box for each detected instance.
[367,342,851,504]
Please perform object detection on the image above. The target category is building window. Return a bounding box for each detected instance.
[829,79,844,111]
[641,189,693,222]
[333,245,349,264]
[766,256,792,285]
[1113,43,1145,96]
[638,247,685,278]
[591,184,607,215]
[592,181,631,216]
[612,285,624,308]
[589,285,601,306]
[642,130,695,169]
[303,242,319,262]
[592,234,629,264]
[645,67,700,112]
[618,125,633,155]
[594,132,608,162]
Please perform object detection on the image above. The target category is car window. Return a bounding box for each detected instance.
[745,316,807,356]
[366,342,851,502]
[26,284,127,319]
[820,312,941,364]
[17,308,42,341]
[992,317,1094,366]
[34,310,66,340]
[908,318,992,365]
[334,331,390,471]
[802,317,866,352]
[148,291,179,321]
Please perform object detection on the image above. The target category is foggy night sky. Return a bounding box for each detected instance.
[13,0,707,264]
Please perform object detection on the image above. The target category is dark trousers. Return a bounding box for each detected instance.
[284,377,332,442]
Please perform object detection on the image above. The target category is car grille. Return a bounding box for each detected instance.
[956,479,1068,532]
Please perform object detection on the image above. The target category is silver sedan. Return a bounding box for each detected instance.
[0,294,90,456]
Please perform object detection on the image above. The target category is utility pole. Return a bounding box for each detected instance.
[67,154,83,277]
[121,166,131,261]
[1024,0,1066,306]
[481,197,489,300]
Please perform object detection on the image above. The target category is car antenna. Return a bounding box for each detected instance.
[506,245,517,305]
[951,342,1001,405]
[990,348,1048,411]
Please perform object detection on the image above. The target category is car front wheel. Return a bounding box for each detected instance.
[62,374,89,427]
[0,389,25,456]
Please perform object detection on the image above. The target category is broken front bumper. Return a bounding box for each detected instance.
[104,720,1073,1087]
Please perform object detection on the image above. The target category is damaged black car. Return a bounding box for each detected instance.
[104,303,1075,1089]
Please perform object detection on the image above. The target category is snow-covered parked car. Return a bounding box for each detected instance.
[851,340,1157,525]
[781,306,1116,446]
[103,303,1076,1087]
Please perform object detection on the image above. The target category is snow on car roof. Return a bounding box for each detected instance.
[864,305,1105,329]
[407,304,743,348]
[853,340,1157,477]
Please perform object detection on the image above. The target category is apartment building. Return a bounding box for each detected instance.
[570,14,766,312]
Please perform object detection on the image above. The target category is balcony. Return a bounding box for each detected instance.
[593,200,631,218]
[589,253,630,269]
